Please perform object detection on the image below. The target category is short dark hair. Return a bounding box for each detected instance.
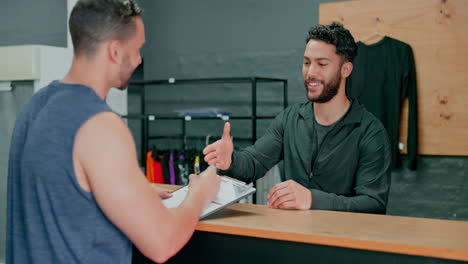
[306,22,358,62]
[69,0,143,56]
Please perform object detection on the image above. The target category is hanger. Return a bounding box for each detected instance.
[360,17,386,44]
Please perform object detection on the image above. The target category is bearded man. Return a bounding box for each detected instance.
[203,22,391,214]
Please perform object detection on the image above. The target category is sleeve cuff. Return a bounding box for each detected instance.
[310,189,334,210]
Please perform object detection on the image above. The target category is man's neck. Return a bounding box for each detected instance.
[61,56,111,100]
[313,92,351,126]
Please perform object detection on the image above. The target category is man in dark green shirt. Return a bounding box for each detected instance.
[203,23,391,214]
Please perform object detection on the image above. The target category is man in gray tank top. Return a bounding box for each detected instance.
[6,1,221,263]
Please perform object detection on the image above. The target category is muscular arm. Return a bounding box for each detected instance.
[74,112,216,263]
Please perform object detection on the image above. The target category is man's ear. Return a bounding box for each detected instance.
[108,40,123,64]
[341,61,353,78]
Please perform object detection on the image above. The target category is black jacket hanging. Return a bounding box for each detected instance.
[347,36,418,170]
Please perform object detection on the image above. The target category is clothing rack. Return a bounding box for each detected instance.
[123,77,288,168]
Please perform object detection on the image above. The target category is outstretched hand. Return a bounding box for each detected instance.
[203,122,234,170]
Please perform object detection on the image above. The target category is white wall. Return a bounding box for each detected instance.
[34,45,72,91]
[107,88,128,115]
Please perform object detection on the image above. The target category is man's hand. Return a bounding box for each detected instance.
[150,184,173,199]
[203,122,233,170]
[267,180,312,210]
[188,166,221,206]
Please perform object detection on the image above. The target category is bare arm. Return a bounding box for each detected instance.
[74,112,220,263]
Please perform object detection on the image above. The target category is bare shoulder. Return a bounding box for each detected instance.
[73,111,139,190]
[76,111,134,149]
[81,111,129,137]
[75,111,135,162]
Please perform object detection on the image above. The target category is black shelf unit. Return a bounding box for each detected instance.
[124,77,288,171]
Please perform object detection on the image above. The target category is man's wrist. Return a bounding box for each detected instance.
[308,189,313,209]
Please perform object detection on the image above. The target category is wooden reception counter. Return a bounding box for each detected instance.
[133,185,468,264]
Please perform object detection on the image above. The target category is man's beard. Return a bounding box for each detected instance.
[305,70,341,103]
[116,55,135,90]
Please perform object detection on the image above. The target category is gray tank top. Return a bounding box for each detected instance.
[7,81,132,264]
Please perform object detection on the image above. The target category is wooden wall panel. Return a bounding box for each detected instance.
[319,0,468,155]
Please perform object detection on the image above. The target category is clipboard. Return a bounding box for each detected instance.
[162,176,256,219]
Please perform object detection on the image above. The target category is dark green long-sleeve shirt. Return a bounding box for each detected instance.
[347,36,418,169]
[220,100,391,214]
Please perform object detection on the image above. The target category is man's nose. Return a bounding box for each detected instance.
[306,65,319,80]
